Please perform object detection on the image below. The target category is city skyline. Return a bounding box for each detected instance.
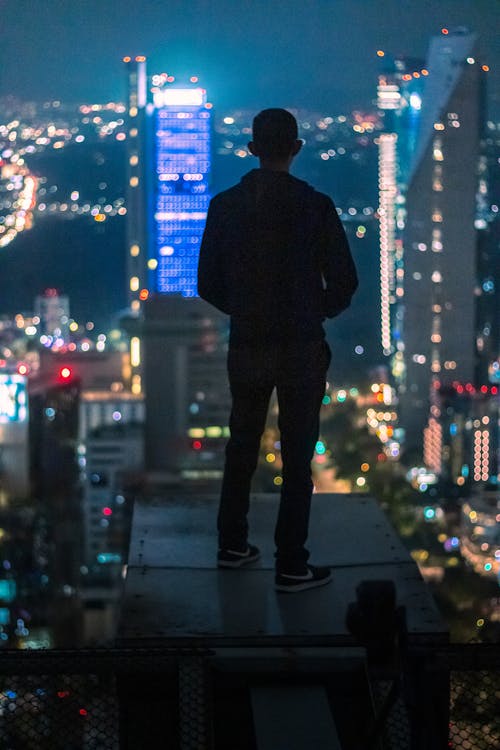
[0,12,499,701]
[1,1,499,116]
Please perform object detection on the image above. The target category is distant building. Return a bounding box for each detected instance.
[123,58,211,307]
[475,121,500,384]
[79,390,144,576]
[27,348,143,643]
[387,31,486,457]
[151,85,211,297]
[123,57,228,477]
[424,383,499,488]
[123,56,148,317]
[34,288,70,344]
[80,417,143,572]
[0,373,29,497]
[377,53,426,368]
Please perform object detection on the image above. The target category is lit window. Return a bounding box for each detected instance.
[130,337,141,367]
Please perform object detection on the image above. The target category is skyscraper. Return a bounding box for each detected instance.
[378,31,487,465]
[123,56,148,316]
[376,54,426,373]
[402,30,482,455]
[152,85,211,297]
[123,58,229,477]
[123,60,211,304]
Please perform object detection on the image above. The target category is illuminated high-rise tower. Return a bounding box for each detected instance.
[396,30,484,456]
[123,56,148,315]
[376,53,426,372]
[122,58,228,477]
[152,84,211,296]
[123,60,211,304]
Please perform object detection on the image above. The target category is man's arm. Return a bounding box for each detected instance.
[320,197,358,318]
[197,198,231,314]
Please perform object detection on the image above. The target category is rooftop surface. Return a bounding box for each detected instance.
[117,493,447,646]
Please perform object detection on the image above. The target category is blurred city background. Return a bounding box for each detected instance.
[0,2,499,744]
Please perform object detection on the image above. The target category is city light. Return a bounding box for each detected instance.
[0,24,497,684]
[153,88,204,107]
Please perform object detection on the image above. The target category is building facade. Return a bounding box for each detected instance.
[152,85,211,297]
[380,32,485,462]
[123,58,229,477]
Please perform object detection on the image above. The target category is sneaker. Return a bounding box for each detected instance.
[217,544,261,568]
[275,565,332,593]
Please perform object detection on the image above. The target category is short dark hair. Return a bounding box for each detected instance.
[252,108,298,159]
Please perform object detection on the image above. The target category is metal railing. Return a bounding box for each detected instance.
[0,644,498,749]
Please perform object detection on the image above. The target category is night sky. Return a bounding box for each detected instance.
[1,0,499,114]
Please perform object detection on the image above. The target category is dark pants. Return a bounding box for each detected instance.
[217,338,331,572]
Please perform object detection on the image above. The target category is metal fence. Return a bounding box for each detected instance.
[450,670,500,750]
[0,673,119,750]
[0,645,499,749]
[373,644,500,750]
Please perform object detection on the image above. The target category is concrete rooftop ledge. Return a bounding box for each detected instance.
[117,493,447,647]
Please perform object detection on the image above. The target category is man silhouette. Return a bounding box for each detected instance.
[198,108,358,592]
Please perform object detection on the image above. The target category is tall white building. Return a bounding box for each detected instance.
[377,31,486,461]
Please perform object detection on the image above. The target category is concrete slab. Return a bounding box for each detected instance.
[127,493,409,569]
[117,494,446,647]
[118,562,444,645]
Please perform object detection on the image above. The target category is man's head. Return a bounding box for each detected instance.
[248,108,302,169]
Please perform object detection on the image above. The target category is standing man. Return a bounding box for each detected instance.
[198,108,358,592]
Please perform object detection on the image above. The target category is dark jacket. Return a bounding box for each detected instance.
[198,168,358,343]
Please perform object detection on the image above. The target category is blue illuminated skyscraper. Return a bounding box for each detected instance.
[123,61,212,306]
[123,59,228,477]
[152,87,211,296]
